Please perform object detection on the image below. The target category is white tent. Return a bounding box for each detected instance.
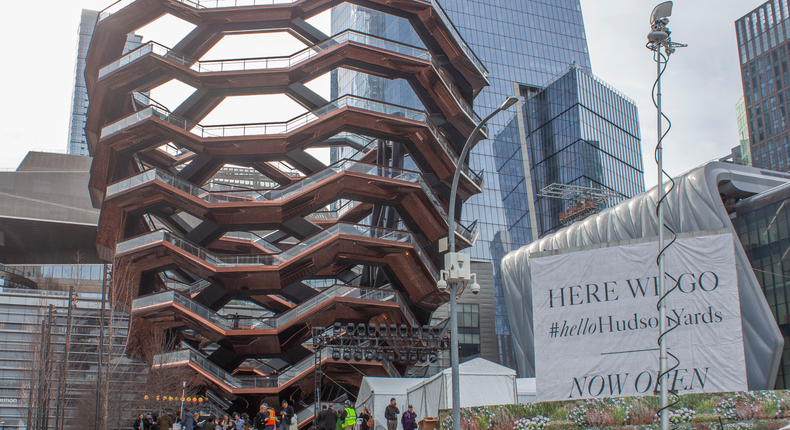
[406,358,517,420]
[516,378,537,404]
[356,377,425,430]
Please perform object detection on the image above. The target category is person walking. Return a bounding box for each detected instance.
[158,410,174,430]
[183,407,195,430]
[323,404,338,430]
[219,415,231,430]
[254,403,277,430]
[316,405,328,430]
[400,405,417,430]
[204,417,217,430]
[147,413,158,430]
[135,413,147,430]
[359,406,373,430]
[338,400,357,430]
[234,413,245,430]
[384,398,400,430]
[280,400,295,430]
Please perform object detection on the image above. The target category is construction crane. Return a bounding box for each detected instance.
[538,183,624,226]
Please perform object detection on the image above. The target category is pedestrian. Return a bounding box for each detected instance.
[254,403,277,430]
[359,406,373,430]
[323,404,338,430]
[147,412,158,430]
[401,405,417,430]
[280,400,295,430]
[316,405,328,430]
[158,410,174,430]
[234,413,245,430]
[384,398,400,430]
[242,413,251,430]
[219,415,231,430]
[183,407,195,430]
[338,400,357,430]
[204,417,217,430]
[135,413,147,430]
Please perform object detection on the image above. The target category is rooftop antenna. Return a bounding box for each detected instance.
[646,3,686,430]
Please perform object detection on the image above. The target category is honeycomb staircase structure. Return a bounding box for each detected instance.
[86,0,488,417]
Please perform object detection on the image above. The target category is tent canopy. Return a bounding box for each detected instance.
[406,358,516,419]
[356,377,425,430]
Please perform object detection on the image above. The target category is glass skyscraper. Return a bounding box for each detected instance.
[735,0,790,172]
[67,10,142,156]
[494,64,644,243]
[331,0,643,369]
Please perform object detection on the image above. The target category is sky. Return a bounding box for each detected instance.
[0,0,769,191]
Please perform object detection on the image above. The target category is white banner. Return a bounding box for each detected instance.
[531,234,747,402]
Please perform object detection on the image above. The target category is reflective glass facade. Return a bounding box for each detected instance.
[737,97,753,166]
[733,183,790,389]
[0,285,147,428]
[67,10,142,156]
[495,65,644,241]
[736,0,790,172]
[331,0,641,369]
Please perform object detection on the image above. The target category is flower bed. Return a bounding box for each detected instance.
[437,390,790,430]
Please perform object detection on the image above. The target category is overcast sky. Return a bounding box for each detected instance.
[0,0,769,190]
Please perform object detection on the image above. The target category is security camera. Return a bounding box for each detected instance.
[437,279,447,292]
[470,274,480,295]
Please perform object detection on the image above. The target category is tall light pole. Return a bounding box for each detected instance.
[180,380,187,424]
[439,96,518,430]
[646,3,685,430]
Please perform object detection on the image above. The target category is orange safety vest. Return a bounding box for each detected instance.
[265,409,276,426]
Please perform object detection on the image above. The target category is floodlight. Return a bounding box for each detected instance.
[650,1,673,24]
[379,324,388,337]
[332,349,341,361]
[419,354,428,363]
[422,325,431,340]
[368,324,377,337]
[357,323,366,336]
[399,324,409,337]
[376,351,384,362]
[386,351,395,362]
[410,326,421,339]
[428,352,438,363]
[398,352,408,363]
[365,350,374,362]
[409,353,419,363]
[354,351,363,361]
[346,323,356,336]
[343,350,352,361]
[333,322,342,336]
[389,324,397,337]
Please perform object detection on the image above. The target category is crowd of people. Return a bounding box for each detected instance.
[315,398,418,430]
[133,398,419,430]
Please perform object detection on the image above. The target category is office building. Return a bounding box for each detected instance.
[67,9,143,156]
[494,63,643,244]
[737,97,753,166]
[0,151,147,428]
[502,160,788,388]
[84,0,487,419]
[331,0,644,369]
[735,0,790,172]
[732,179,790,388]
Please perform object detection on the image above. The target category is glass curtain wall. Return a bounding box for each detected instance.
[330,0,638,369]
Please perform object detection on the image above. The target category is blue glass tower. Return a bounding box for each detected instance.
[331,0,644,370]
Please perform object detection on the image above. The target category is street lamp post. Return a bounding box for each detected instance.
[441,96,518,430]
[646,3,685,430]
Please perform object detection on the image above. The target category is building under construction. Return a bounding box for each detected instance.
[84,0,489,419]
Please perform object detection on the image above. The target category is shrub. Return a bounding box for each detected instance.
[512,416,549,430]
[566,398,632,427]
